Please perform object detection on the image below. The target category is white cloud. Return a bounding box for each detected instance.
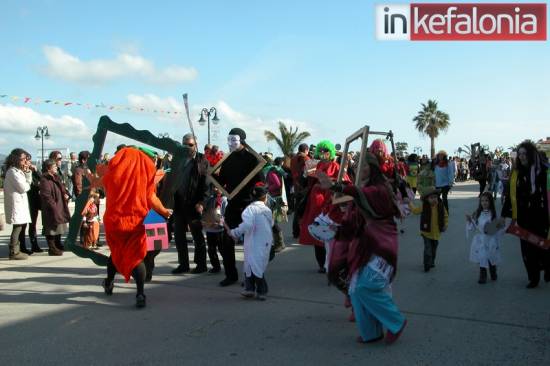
[43,45,198,85]
[127,94,184,114]
[0,104,90,139]
[216,101,316,152]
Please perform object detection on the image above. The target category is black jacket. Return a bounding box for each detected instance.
[173,152,208,211]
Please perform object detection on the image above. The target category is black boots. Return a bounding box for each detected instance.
[30,237,44,253]
[478,268,487,284]
[479,266,498,284]
[47,237,63,256]
[19,237,33,255]
[489,265,498,281]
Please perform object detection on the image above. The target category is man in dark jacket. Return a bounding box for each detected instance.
[172,134,209,274]
[216,128,264,286]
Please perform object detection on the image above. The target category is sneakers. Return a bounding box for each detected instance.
[136,294,146,308]
[385,319,407,345]
[102,279,114,295]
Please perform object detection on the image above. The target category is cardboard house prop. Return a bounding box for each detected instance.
[144,210,169,251]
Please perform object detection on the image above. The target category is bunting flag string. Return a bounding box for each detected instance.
[0,93,183,117]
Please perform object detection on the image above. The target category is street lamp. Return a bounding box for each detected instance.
[198,107,220,145]
[35,126,50,163]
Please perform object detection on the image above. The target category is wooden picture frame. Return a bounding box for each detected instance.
[66,115,188,266]
[207,143,266,200]
[333,126,370,205]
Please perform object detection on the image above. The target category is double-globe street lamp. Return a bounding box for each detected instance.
[34,126,50,163]
[198,107,220,145]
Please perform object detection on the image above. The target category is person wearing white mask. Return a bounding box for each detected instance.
[215,128,264,286]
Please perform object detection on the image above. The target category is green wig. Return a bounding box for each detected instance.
[315,140,336,160]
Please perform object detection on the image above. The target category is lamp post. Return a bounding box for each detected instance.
[34,126,50,163]
[198,107,220,145]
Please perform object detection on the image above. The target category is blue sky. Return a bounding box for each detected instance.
[1,0,548,159]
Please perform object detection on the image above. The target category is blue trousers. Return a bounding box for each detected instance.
[349,266,405,341]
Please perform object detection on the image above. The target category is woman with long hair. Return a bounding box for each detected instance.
[2,148,33,259]
[501,141,549,288]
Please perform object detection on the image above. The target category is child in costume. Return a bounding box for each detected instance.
[466,192,505,284]
[226,184,273,300]
[201,185,227,273]
[81,191,101,249]
[405,154,420,195]
[410,187,448,272]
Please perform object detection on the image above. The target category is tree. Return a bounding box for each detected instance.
[264,121,311,158]
[395,142,408,156]
[413,100,450,158]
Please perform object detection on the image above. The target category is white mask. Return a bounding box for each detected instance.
[227,135,241,152]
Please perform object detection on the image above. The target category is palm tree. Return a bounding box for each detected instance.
[413,100,450,158]
[264,121,311,158]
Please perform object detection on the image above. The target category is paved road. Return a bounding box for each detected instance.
[0,182,549,365]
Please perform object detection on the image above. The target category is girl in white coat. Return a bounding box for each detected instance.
[3,149,33,260]
[226,184,273,300]
[466,192,506,284]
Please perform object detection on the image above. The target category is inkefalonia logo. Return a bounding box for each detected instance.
[375,3,547,41]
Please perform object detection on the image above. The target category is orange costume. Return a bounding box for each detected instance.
[98,148,170,282]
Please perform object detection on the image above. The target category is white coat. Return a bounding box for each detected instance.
[231,201,273,278]
[466,210,504,268]
[3,167,32,225]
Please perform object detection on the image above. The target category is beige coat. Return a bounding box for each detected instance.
[3,167,32,225]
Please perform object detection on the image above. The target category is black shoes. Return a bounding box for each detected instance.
[318,268,327,274]
[136,294,146,308]
[171,265,190,274]
[30,238,44,253]
[20,247,33,255]
[191,267,207,274]
[219,278,238,287]
[208,267,221,274]
[102,279,114,295]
